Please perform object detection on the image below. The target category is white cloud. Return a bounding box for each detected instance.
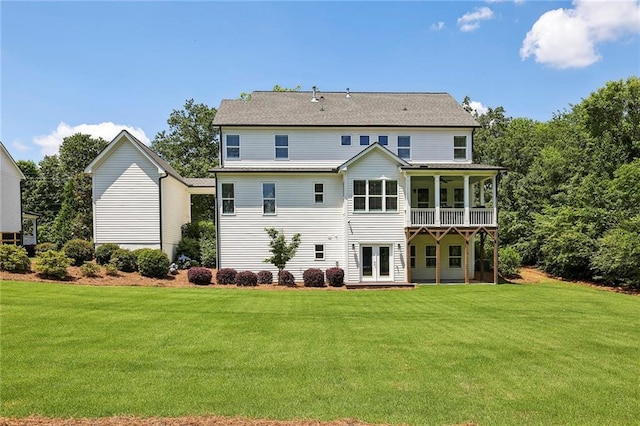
[458,7,495,32]
[11,140,30,153]
[486,0,525,4]
[468,100,489,116]
[34,122,150,157]
[521,0,640,69]
[431,21,445,31]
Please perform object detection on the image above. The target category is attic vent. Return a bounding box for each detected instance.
[403,107,408,111]
[311,85,319,102]
[346,88,351,98]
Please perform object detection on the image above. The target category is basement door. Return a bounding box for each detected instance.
[361,245,392,281]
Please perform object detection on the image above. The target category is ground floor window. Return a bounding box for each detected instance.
[410,245,416,268]
[426,245,436,268]
[315,244,325,260]
[449,245,462,268]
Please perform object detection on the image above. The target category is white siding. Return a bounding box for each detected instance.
[221,127,473,168]
[161,175,191,260]
[218,173,344,279]
[92,140,161,248]
[409,234,475,282]
[0,148,23,233]
[344,150,407,283]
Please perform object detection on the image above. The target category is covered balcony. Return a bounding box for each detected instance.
[404,171,498,228]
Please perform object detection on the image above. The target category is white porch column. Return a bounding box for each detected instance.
[434,175,441,226]
[480,179,485,207]
[464,175,470,226]
[492,175,498,226]
[405,173,411,226]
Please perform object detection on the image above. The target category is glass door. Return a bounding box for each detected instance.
[361,245,392,281]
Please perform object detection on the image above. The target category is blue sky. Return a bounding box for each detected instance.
[2,0,639,162]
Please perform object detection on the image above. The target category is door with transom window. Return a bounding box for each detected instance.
[361,245,393,281]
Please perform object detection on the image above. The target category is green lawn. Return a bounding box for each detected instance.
[1,280,639,425]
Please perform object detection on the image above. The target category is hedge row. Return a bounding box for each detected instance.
[211,267,345,287]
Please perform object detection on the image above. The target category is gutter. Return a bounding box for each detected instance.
[19,179,24,246]
[213,171,221,269]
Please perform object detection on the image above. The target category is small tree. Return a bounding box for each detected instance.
[263,228,301,276]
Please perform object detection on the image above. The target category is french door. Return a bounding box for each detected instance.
[361,245,392,281]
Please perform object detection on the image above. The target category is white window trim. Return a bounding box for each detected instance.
[221,182,236,216]
[353,179,399,213]
[454,136,467,161]
[341,135,352,146]
[398,136,411,160]
[275,135,289,160]
[314,182,324,204]
[314,244,325,261]
[262,182,277,215]
[225,135,241,160]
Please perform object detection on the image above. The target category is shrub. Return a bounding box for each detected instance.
[257,270,273,285]
[199,237,217,268]
[105,262,119,276]
[63,239,94,266]
[111,249,137,272]
[176,237,200,262]
[34,250,71,280]
[236,271,258,286]
[303,268,325,287]
[95,243,120,265]
[187,267,212,285]
[216,268,237,285]
[326,267,345,287]
[0,245,31,273]
[499,246,522,279]
[137,249,170,278]
[278,270,295,286]
[79,262,100,277]
[175,254,195,270]
[591,218,640,289]
[36,242,57,255]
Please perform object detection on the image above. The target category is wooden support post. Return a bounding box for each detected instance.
[435,239,441,284]
[493,231,499,284]
[464,237,470,284]
[406,242,412,284]
[479,233,486,281]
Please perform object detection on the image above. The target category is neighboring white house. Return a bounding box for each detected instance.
[212,90,503,283]
[1,142,26,245]
[85,130,215,260]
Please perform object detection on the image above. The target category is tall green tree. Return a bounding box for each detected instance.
[151,99,219,177]
[58,133,108,178]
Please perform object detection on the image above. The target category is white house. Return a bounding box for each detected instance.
[212,90,503,284]
[0,142,39,249]
[85,130,215,260]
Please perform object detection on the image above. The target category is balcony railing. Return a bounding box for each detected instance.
[409,208,495,227]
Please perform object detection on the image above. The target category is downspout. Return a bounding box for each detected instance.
[159,172,169,252]
[471,127,475,162]
[19,179,24,246]
[214,171,221,269]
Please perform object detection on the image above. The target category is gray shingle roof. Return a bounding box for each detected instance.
[213,91,479,127]
[402,163,506,171]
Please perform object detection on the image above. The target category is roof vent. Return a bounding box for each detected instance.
[311,86,319,102]
[346,88,351,98]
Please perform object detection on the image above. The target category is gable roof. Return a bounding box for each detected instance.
[0,142,26,180]
[213,91,479,128]
[338,142,411,171]
[85,130,217,188]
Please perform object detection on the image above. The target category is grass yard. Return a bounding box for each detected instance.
[1,280,639,425]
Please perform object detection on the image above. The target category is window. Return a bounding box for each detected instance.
[353,180,398,212]
[275,135,288,159]
[417,188,429,208]
[440,188,448,207]
[360,135,370,146]
[314,183,324,204]
[410,245,416,269]
[454,188,464,208]
[378,135,388,145]
[221,183,235,214]
[226,135,240,159]
[449,245,462,268]
[341,135,351,146]
[398,136,410,159]
[454,136,467,160]
[426,245,436,268]
[263,183,276,214]
[315,244,325,260]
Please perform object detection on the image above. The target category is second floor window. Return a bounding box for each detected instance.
[353,179,398,212]
[398,136,410,159]
[454,188,464,208]
[275,135,288,159]
[263,183,276,214]
[221,183,235,214]
[314,183,324,204]
[226,135,240,159]
[454,136,467,160]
